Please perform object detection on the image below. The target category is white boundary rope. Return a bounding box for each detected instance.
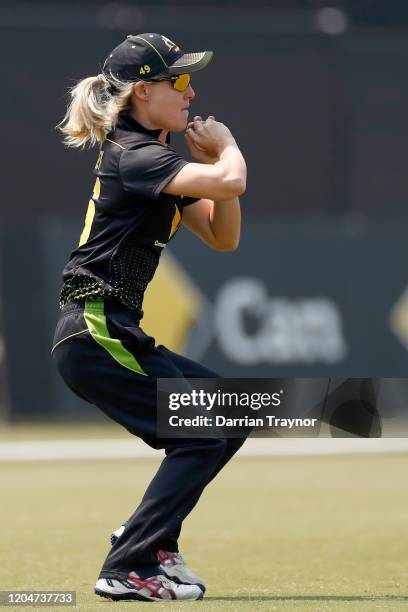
[0,438,408,461]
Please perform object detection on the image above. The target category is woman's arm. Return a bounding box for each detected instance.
[162,118,247,201]
[182,197,241,252]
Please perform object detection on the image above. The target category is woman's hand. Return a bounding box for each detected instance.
[164,115,246,200]
[185,116,234,164]
[185,116,217,164]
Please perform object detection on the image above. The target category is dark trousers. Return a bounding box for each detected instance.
[52,299,246,580]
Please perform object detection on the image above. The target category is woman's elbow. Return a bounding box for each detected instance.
[234,177,247,196]
[212,238,240,252]
[223,176,246,198]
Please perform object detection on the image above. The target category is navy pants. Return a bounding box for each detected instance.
[52,298,245,580]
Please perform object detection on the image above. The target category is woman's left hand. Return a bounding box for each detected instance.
[185,116,219,164]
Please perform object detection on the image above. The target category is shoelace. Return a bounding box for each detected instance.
[159,576,176,589]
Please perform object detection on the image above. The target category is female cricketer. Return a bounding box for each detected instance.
[52,33,247,602]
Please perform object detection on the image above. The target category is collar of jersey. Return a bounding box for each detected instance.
[117,111,163,139]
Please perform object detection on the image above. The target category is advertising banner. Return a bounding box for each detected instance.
[170,220,408,377]
[3,219,408,419]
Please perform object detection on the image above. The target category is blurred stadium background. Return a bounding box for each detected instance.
[1,2,408,609]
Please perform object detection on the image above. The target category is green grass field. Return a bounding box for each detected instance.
[1,452,408,611]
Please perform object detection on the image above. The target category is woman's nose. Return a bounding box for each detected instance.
[184,85,195,100]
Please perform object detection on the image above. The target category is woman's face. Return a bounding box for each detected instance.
[144,80,195,132]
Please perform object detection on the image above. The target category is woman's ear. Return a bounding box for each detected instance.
[133,81,149,101]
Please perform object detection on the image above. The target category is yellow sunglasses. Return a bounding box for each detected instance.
[148,73,191,92]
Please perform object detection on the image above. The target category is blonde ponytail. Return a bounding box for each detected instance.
[58,74,134,148]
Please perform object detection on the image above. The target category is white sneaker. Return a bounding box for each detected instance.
[157,549,206,593]
[111,525,206,593]
[110,524,125,545]
[95,573,203,602]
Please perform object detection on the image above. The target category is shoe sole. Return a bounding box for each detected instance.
[95,587,204,602]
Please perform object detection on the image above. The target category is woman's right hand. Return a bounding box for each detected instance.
[164,115,245,201]
[185,116,236,160]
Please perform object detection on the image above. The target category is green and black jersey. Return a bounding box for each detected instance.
[60,111,197,318]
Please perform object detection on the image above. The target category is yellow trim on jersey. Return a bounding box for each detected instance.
[79,200,95,247]
[105,138,126,150]
[93,177,100,200]
[95,149,104,170]
[169,205,181,239]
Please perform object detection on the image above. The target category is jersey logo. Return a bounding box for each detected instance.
[161,35,179,52]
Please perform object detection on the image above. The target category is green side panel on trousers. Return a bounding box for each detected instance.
[84,299,147,377]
